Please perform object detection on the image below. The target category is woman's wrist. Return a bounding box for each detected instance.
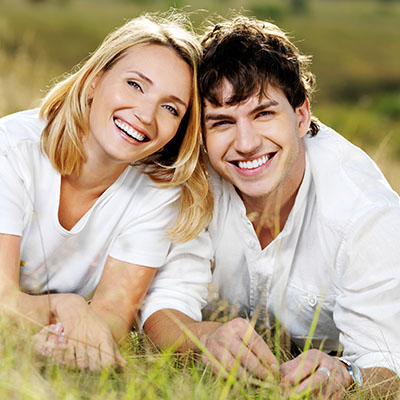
[49,293,88,322]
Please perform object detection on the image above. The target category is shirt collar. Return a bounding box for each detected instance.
[225,153,313,240]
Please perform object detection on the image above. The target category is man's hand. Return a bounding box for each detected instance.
[280,349,351,399]
[200,318,278,380]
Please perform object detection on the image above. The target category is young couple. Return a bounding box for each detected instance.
[0,10,398,399]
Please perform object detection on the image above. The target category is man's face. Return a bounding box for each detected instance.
[203,80,311,204]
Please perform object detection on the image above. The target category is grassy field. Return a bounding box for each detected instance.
[0,0,399,398]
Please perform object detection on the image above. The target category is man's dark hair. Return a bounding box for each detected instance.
[199,16,319,136]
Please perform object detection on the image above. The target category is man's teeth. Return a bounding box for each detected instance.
[237,154,272,170]
[114,118,145,142]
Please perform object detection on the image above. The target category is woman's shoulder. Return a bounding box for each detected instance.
[0,109,45,150]
[121,166,181,206]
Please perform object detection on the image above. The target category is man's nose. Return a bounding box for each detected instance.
[234,120,262,155]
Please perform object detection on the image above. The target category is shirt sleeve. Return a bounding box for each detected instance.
[335,206,400,375]
[0,149,27,236]
[139,228,213,326]
[109,185,180,268]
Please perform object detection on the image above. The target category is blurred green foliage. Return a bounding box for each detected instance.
[0,0,399,188]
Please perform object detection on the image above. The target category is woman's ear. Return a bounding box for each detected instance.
[88,72,103,103]
[296,97,312,138]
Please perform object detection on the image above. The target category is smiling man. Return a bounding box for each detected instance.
[143,16,400,398]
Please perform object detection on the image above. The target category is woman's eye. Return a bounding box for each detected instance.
[127,80,142,92]
[162,104,178,117]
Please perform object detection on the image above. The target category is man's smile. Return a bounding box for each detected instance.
[229,152,277,170]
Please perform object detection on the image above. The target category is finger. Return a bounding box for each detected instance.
[321,379,346,400]
[87,343,102,371]
[62,340,78,369]
[295,368,329,394]
[221,335,272,380]
[44,342,69,364]
[113,343,127,368]
[75,340,90,370]
[235,322,278,373]
[32,327,63,358]
[280,351,322,386]
[99,342,115,367]
[201,350,247,379]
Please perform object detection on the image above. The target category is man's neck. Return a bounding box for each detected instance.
[240,154,306,250]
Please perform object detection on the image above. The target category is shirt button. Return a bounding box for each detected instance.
[308,295,317,307]
[248,239,257,248]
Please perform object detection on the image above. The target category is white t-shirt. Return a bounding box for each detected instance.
[0,109,180,299]
[205,123,400,374]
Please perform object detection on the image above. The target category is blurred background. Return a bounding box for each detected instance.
[1,0,399,191]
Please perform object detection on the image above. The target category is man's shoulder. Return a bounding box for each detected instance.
[305,123,400,225]
[306,122,399,206]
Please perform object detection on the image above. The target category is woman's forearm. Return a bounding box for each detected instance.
[0,289,85,331]
[89,304,132,343]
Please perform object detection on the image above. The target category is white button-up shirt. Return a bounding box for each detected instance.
[205,123,400,374]
[142,123,400,374]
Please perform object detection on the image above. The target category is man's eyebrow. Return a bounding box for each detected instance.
[128,70,188,109]
[204,113,234,122]
[204,99,280,122]
[251,100,279,113]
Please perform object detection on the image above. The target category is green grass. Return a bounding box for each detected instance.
[1,313,397,399]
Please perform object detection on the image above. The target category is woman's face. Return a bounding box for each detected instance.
[87,43,192,166]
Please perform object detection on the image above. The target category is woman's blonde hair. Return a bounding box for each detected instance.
[40,11,212,242]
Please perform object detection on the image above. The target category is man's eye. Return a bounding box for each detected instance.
[211,120,231,128]
[257,111,274,118]
[162,104,179,117]
[127,81,142,92]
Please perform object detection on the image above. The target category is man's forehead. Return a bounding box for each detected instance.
[204,80,282,112]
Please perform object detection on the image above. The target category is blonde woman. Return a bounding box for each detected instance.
[0,12,212,370]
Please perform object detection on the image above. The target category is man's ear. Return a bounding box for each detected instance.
[296,97,312,139]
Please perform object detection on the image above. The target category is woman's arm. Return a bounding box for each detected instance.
[0,233,82,328]
[89,256,157,342]
[34,256,157,370]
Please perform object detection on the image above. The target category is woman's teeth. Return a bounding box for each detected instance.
[114,118,146,142]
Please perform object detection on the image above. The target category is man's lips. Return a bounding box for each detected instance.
[230,152,277,170]
[114,117,149,142]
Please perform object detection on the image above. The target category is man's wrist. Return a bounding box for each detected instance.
[336,357,363,388]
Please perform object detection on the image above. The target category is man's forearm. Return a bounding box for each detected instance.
[144,309,222,351]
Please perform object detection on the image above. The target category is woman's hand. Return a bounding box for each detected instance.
[33,295,126,370]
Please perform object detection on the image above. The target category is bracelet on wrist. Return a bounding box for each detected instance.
[337,357,363,388]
